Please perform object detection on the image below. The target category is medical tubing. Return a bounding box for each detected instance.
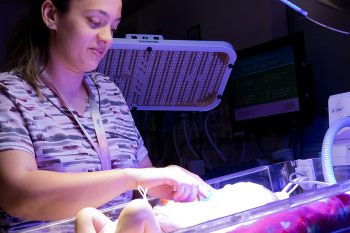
[321,117,350,185]
[289,172,331,187]
[204,111,227,162]
[193,118,213,170]
[173,125,182,166]
[183,117,200,160]
[287,177,308,195]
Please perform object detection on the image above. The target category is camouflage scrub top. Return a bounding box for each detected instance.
[0,71,148,230]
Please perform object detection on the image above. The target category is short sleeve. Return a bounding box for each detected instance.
[134,125,148,164]
[0,86,35,156]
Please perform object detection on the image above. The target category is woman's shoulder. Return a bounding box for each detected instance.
[0,70,24,81]
[0,70,27,91]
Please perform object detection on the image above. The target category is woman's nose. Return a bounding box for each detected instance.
[98,26,113,45]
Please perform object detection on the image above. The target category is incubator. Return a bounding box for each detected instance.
[10,158,350,233]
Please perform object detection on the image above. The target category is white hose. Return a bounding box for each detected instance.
[183,117,212,170]
[193,118,213,170]
[204,111,227,162]
[183,117,200,160]
[321,117,350,185]
[173,125,182,166]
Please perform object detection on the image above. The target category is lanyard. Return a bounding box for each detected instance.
[40,71,112,170]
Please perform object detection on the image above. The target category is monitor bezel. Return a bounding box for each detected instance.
[226,32,315,135]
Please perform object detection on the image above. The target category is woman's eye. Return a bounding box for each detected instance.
[89,19,101,26]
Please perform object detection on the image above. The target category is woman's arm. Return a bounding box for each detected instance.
[133,156,153,199]
[0,150,210,221]
[0,150,136,221]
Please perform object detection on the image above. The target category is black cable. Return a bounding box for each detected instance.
[257,139,279,163]
[89,75,101,113]
[315,101,329,115]
[42,77,138,143]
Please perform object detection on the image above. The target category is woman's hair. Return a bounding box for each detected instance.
[3,0,73,98]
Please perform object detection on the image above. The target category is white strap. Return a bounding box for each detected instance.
[138,186,148,201]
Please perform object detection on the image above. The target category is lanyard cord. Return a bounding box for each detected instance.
[87,74,101,113]
[42,76,138,144]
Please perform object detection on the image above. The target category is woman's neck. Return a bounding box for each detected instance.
[44,59,89,115]
[45,63,84,97]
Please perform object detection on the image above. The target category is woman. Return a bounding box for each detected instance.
[0,0,211,230]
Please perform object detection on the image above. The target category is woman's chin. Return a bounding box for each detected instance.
[84,63,100,72]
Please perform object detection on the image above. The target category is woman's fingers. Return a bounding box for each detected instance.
[184,185,199,202]
[175,184,192,202]
[137,166,212,202]
[197,183,210,199]
[172,165,213,196]
[166,166,212,201]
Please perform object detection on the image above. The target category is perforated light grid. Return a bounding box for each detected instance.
[95,39,236,111]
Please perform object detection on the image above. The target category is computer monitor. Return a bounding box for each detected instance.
[226,32,315,134]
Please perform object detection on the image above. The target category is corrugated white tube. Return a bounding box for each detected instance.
[322,117,350,185]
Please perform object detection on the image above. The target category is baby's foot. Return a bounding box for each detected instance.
[153,201,216,232]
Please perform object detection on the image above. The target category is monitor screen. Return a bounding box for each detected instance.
[231,45,299,121]
[227,32,314,134]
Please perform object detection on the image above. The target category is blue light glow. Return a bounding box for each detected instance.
[280,0,308,17]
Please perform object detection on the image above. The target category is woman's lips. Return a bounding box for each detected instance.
[90,48,104,58]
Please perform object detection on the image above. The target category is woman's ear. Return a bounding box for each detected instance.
[41,0,58,29]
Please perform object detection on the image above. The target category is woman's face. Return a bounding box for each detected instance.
[51,0,122,72]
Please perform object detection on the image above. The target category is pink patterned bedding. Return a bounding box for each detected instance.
[228,193,350,233]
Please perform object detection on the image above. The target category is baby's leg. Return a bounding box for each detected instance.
[153,200,217,232]
[115,199,161,233]
[75,207,112,233]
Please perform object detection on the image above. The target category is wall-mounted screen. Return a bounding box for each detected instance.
[227,32,315,134]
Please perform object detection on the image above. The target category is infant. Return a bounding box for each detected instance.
[75,182,279,233]
[154,182,279,232]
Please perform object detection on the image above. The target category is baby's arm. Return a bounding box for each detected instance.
[75,207,112,233]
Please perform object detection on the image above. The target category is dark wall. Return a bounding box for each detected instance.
[288,8,350,118]
[0,2,29,70]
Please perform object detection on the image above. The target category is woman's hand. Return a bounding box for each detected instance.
[131,165,213,202]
